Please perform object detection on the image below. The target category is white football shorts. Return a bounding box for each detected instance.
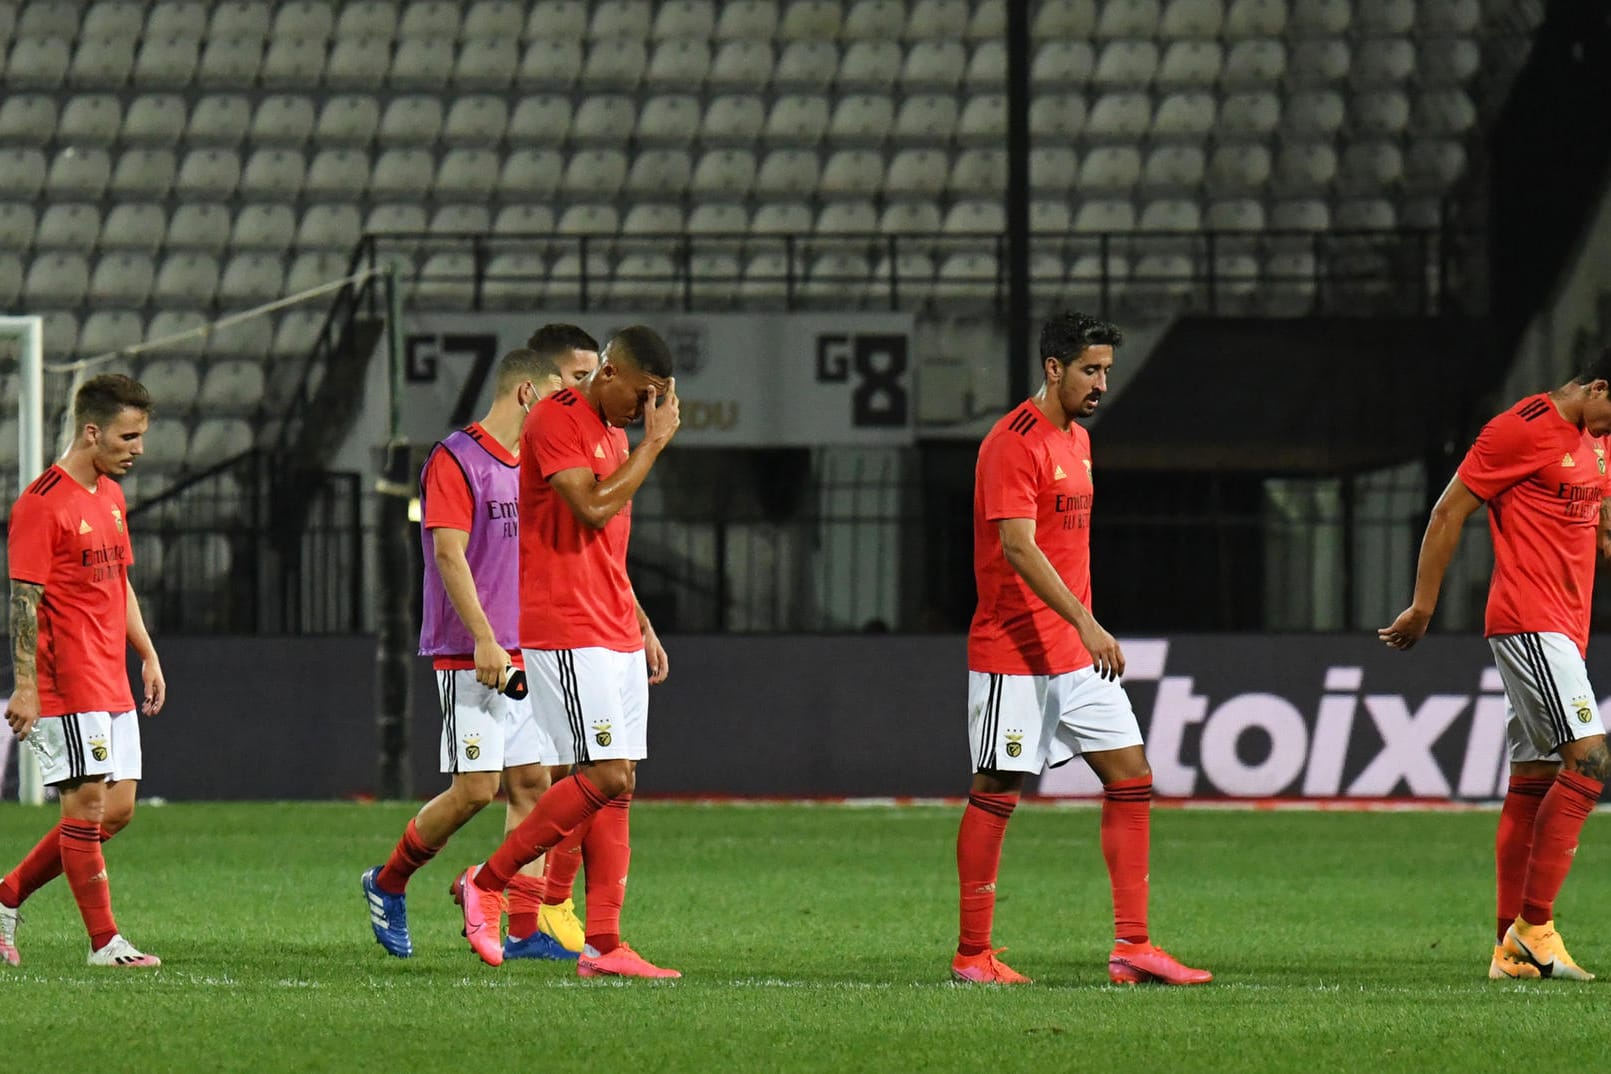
[967,667,1144,774]
[436,669,551,774]
[1489,632,1607,762]
[27,709,141,786]
[523,647,649,766]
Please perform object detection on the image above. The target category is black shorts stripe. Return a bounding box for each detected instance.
[64,713,84,779]
[1518,634,1571,749]
[558,650,590,764]
[439,670,458,773]
[977,673,1002,770]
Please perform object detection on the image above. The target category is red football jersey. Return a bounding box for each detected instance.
[6,466,136,717]
[1457,393,1611,656]
[518,389,640,652]
[420,423,522,673]
[968,400,1096,675]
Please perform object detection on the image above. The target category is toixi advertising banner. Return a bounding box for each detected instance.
[400,312,915,447]
[1038,634,1611,800]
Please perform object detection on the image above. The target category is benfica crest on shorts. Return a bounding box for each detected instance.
[593,722,613,747]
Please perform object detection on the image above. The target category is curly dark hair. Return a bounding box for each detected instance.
[1038,312,1123,367]
[1570,346,1611,386]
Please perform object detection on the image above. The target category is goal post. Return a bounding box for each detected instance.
[3,315,45,805]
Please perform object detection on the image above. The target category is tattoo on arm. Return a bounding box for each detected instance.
[9,581,42,687]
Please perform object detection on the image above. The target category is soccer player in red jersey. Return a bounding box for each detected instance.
[953,313,1212,986]
[1381,353,1611,981]
[455,325,680,977]
[2,375,165,968]
[363,344,594,961]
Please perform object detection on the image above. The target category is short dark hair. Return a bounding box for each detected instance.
[1039,312,1123,367]
[1570,347,1611,386]
[493,347,561,394]
[73,373,151,430]
[603,325,674,379]
[526,323,600,362]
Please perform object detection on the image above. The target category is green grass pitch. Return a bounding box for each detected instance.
[0,801,1606,1073]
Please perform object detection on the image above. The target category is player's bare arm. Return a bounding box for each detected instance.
[997,517,1125,680]
[1380,474,1484,650]
[549,379,682,529]
[431,527,508,690]
[635,596,669,684]
[1598,496,1611,562]
[5,580,44,739]
[125,579,165,715]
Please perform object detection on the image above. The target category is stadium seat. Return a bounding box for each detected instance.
[390,38,455,91]
[885,148,948,198]
[1029,94,1087,139]
[964,40,1005,88]
[1139,199,1202,232]
[1289,39,1350,86]
[272,309,326,360]
[337,0,399,38]
[1280,90,1344,137]
[36,203,103,250]
[1420,0,1480,34]
[1093,40,1159,89]
[84,1,146,38]
[840,42,902,95]
[25,253,91,307]
[464,0,523,38]
[305,149,370,199]
[1273,144,1337,194]
[213,0,273,39]
[559,148,630,198]
[326,38,390,89]
[1358,0,1413,34]
[702,95,767,143]
[138,358,202,411]
[881,201,942,234]
[949,148,1006,197]
[607,252,681,307]
[1225,0,1287,36]
[189,96,252,146]
[943,200,1006,236]
[69,37,135,89]
[39,311,81,361]
[752,202,815,234]
[189,419,255,462]
[802,251,871,303]
[109,148,177,199]
[134,36,201,88]
[367,203,429,236]
[709,39,775,88]
[1162,0,1222,36]
[231,203,297,250]
[957,94,1007,144]
[689,148,756,197]
[555,203,620,234]
[208,308,275,362]
[754,148,819,198]
[138,419,190,469]
[48,147,112,199]
[654,0,715,39]
[522,0,587,39]
[910,0,970,38]
[624,149,693,197]
[1156,40,1222,87]
[1032,0,1096,38]
[1270,199,1330,230]
[239,149,306,201]
[1337,141,1403,195]
[934,252,998,301]
[252,96,317,146]
[646,37,710,87]
[902,40,966,91]
[1406,140,1467,191]
[260,37,327,88]
[1351,37,1414,87]
[1073,199,1137,232]
[572,96,636,144]
[296,202,362,251]
[89,253,155,306]
[1096,0,1159,38]
[686,203,748,234]
[620,203,684,238]
[1085,93,1150,140]
[368,149,432,200]
[1153,91,1216,138]
[198,362,267,414]
[218,253,285,306]
[101,203,166,254]
[176,149,241,199]
[285,251,349,294]
[1205,198,1266,231]
[167,204,232,253]
[584,36,649,91]
[821,148,885,198]
[1217,91,1278,136]
[765,95,831,144]
[378,96,444,145]
[1353,90,1410,136]
[845,0,903,37]
[637,95,701,144]
[1223,39,1285,88]
[738,251,790,303]
[775,40,837,92]
[1333,199,1396,230]
[516,38,582,89]
[1079,146,1141,193]
[1142,145,1206,190]
[714,0,778,39]
[780,1,841,40]
[1290,0,1351,35]
[1422,38,1480,86]
[58,96,122,145]
[829,95,895,142]
[499,148,564,199]
[78,310,145,360]
[8,36,70,89]
[197,37,264,89]
[1413,91,1476,136]
[121,96,186,146]
[502,96,568,145]
[437,96,506,145]
[1030,41,1095,88]
[893,94,960,144]
[148,0,208,37]
[315,96,382,146]
[590,0,652,38]
[816,202,878,233]
[401,0,461,38]
[0,95,57,143]
[1029,146,1077,193]
[472,252,541,310]
[0,204,33,251]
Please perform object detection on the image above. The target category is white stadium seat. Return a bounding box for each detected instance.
[88,253,155,306]
[36,203,103,249]
[109,148,177,199]
[252,96,317,146]
[231,203,297,250]
[189,95,252,146]
[167,203,233,253]
[101,203,167,254]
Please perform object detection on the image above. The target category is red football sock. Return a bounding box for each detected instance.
[60,820,118,950]
[1,821,118,909]
[376,818,439,895]
[583,796,632,955]
[505,873,546,940]
[1520,769,1603,926]
[1102,776,1152,946]
[542,818,589,905]
[1495,776,1552,941]
[955,791,1017,957]
[477,773,609,892]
